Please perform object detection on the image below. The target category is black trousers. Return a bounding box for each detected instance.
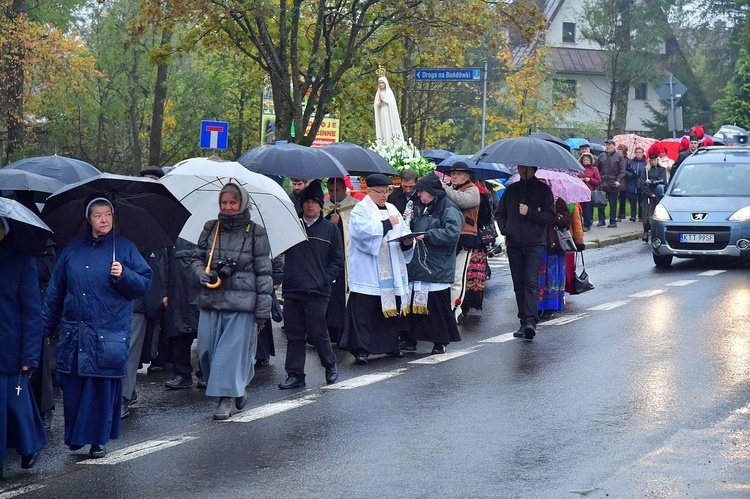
[598,191,618,224]
[283,295,337,377]
[168,335,195,378]
[507,245,545,326]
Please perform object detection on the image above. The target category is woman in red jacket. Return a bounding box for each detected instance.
[578,153,601,231]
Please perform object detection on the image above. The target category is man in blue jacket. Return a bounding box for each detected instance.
[279,181,344,389]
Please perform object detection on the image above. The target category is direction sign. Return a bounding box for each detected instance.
[415,68,483,82]
[656,75,687,103]
[200,120,229,150]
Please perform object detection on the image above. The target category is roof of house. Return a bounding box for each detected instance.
[549,47,607,75]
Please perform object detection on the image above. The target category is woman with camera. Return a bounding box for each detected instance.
[638,147,668,243]
[191,183,273,420]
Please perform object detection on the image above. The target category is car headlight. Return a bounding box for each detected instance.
[652,204,671,221]
[729,205,750,221]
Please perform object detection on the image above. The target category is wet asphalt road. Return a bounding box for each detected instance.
[2,241,750,498]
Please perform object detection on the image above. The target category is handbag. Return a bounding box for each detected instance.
[555,228,577,253]
[479,225,498,245]
[572,252,595,294]
[591,189,607,206]
[271,293,283,322]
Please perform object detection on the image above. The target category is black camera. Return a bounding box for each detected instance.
[215,258,237,281]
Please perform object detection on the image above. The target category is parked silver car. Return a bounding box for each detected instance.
[650,146,750,267]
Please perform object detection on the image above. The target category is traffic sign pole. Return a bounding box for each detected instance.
[481,61,487,150]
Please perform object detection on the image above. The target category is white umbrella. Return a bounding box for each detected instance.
[162,157,306,257]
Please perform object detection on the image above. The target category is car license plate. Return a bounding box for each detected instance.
[680,233,714,243]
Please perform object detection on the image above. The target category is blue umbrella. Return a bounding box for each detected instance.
[237,143,348,180]
[421,149,455,164]
[3,155,100,185]
[564,138,590,150]
[435,155,513,180]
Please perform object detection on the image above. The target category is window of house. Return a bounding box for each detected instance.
[553,79,577,106]
[562,22,576,43]
[634,82,648,100]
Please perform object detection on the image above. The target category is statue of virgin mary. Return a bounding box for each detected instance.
[374,75,405,147]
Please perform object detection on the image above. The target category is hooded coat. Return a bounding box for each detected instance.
[43,231,151,378]
[408,185,462,283]
[190,183,273,322]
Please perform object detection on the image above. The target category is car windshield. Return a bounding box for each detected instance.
[669,162,750,197]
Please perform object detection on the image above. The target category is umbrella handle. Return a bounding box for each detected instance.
[205,222,222,289]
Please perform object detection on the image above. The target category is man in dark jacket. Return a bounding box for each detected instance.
[279,181,344,389]
[497,165,556,340]
[387,168,418,215]
[595,139,626,227]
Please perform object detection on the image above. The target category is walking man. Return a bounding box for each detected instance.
[497,165,556,340]
[279,181,344,389]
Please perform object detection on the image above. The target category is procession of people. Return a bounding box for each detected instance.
[1,71,701,480]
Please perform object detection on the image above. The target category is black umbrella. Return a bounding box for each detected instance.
[3,155,100,185]
[472,136,583,172]
[421,149,455,164]
[237,143,348,180]
[320,142,398,176]
[0,197,53,254]
[529,132,571,151]
[41,173,191,254]
[435,155,513,180]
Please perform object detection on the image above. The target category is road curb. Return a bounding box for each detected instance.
[586,231,643,249]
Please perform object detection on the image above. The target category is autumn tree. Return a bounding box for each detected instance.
[485,43,574,141]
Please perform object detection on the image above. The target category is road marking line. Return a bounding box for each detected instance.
[629,290,665,298]
[323,369,408,390]
[698,270,726,276]
[408,348,478,364]
[666,279,698,286]
[540,313,589,325]
[79,436,198,465]
[481,333,516,343]
[229,395,318,422]
[0,485,46,498]
[588,300,630,311]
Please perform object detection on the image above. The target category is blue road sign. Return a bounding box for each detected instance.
[200,120,229,150]
[414,68,483,82]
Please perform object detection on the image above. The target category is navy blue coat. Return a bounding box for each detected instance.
[43,232,151,379]
[0,239,43,374]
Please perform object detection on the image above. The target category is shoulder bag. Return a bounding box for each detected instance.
[591,189,607,207]
[555,228,577,253]
[572,252,595,294]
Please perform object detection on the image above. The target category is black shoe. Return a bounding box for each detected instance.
[398,340,416,352]
[128,389,139,407]
[42,410,53,432]
[68,444,85,451]
[255,358,270,367]
[89,445,106,459]
[354,353,368,365]
[540,311,555,320]
[235,393,248,410]
[120,398,131,419]
[607,223,617,228]
[147,364,165,373]
[196,378,207,389]
[325,365,339,385]
[596,221,606,227]
[431,344,447,354]
[523,323,536,341]
[583,226,590,232]
[617,217,625,222]
[389,350,404,358]
[629,217,636,222]
[642,232,649,242]
[21,452,39,469]
[278,375,306,390]
[164,376,193,390]
[513,324,525,337]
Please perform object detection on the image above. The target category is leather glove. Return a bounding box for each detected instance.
[576,243,585,252]
[199,272,213,285]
